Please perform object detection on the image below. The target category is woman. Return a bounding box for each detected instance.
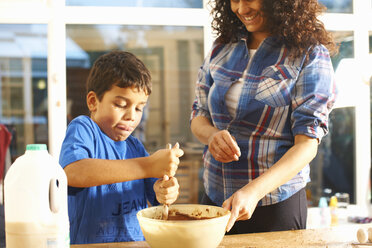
[190,0,338,234]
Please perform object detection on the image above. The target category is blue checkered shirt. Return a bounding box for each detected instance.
[191,37,337,206]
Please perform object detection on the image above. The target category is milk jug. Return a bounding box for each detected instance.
[4,144,70,248]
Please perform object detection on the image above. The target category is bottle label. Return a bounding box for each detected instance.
[47,238,58,248]
[46,233,70,248]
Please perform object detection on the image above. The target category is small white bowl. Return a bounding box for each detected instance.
[137,204,231,248]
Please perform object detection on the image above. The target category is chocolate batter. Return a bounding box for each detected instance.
[167,212,213,221]
[161,209,222,221]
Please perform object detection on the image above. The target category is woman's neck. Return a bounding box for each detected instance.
[249,31,270,49]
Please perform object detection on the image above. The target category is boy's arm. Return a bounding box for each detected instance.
[64,146,183,188]
[65,157,149,187]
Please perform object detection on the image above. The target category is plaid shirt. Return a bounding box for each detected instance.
[191,37,336,206]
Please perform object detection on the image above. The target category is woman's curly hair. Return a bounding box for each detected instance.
[209,0,338,58]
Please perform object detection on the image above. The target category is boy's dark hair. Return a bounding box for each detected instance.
[86,50,152,101]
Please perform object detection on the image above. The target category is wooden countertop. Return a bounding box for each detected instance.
[71,224,372,248]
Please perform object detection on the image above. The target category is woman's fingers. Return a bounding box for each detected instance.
[223,196,239,232]
[221,132,240,159]
[209,130,241,162]
[210,140,232,160]
[209,131,240,162]
[222,186,259,232]
[226,208,239,232]
[230,136,241,157]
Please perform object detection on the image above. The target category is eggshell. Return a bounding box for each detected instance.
[357,228,368,243]
[367,227,372,242]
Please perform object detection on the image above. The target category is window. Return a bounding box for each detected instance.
[307,31,356,205]
[319,0,353,13]
[66,0,203,8]
[66,25,204,151]
[0,24,48,160]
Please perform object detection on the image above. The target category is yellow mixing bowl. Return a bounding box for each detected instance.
[137,204,231,248]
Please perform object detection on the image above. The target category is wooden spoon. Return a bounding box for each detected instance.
[161,143,172,220]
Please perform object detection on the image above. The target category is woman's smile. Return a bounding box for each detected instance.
[242,12,259,22]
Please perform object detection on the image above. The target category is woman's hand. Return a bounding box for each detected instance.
[190,116,240,163]
[208,130,241,163]
[153,177,180,205]
[147,143,184,178]
[222,183,260,232]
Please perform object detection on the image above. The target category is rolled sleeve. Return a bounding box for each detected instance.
[291,45,337,142]
[190,43,219,123]
[191,68,212,122]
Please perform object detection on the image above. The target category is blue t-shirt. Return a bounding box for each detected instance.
[59,115,158,244]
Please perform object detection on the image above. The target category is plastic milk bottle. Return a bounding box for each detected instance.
[4,144,70,248]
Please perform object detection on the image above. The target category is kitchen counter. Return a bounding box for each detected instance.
[71,223,372,248]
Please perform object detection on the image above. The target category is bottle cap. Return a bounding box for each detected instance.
[318,197,328,208]
[26,144,47,151]
[329,196,338,207]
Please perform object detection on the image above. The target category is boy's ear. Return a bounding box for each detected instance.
[86,91,98,112]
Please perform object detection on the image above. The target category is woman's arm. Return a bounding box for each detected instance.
[223,134,318,231]
[64,146,184,187]
[191,116,219,145]
[191,116,241,162]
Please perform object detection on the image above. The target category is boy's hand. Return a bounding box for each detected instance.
[148,143,184,178]
[154,177,179,205]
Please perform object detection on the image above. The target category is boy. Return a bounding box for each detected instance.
[59,51,183,244]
